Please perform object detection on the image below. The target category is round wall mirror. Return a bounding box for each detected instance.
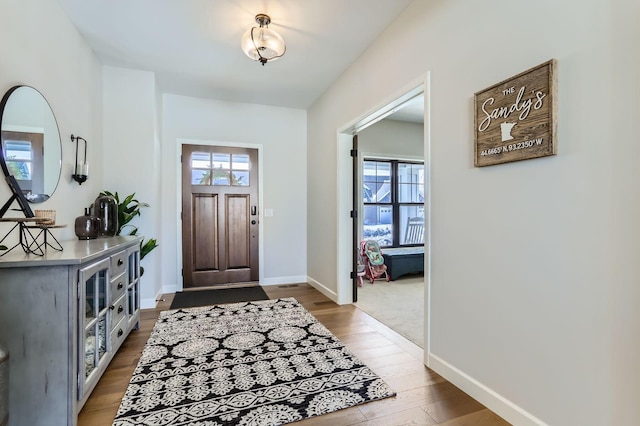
[0,85,62,203]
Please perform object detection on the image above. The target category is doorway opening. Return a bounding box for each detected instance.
[181,144,259,288]
[176,139,264,291]
[336,76,430,360]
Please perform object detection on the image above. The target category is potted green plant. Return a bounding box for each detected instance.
[100,191,158,272]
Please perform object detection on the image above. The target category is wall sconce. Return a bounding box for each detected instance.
[241,14,286,66]
[70,134,88,185]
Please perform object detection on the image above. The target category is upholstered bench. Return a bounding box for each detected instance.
[382,246,424,280]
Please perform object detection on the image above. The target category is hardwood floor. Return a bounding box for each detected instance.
[78,283,510,425]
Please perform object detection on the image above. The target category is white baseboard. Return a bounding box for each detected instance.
[261,275,308,286]
[162,283,181,295]
[141,288,165,310]
[428,353,547,426]
[142,287,178,309]
[305,277,339,303]
[141,299,157,309]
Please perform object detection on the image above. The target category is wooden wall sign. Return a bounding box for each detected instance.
[474,59,557,167]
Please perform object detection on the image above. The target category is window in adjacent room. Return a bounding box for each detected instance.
[362,159,424,248]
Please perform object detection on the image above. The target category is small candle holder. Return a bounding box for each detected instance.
[71,134,88,185]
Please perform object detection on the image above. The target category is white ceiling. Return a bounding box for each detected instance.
[386,95,424,124]
[56,0,415,110]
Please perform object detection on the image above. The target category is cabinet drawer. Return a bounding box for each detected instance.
[111,316,127,351]
[111,293,127,329]
[110,250,127,277]
[110,271,126,300]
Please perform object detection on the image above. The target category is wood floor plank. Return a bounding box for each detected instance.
[358,350,421,371]
[347,341,406,361]
[78,283,508,426]
[438,408,512,426]
[424,392,486,423]
[354,406,437,425]
[356,381,464,420]
[294,406,367,425]
[367,356,431,380]
[383,367,448,393]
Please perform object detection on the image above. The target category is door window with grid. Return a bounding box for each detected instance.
[362,159,424,248]
[190,152,250,186]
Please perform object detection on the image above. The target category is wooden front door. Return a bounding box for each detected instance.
[181,145,259,287]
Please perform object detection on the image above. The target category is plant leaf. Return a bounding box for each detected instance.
[140,238,158,260]
[100,190,158,259]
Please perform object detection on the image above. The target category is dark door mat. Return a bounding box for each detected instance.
[169,286,269,310]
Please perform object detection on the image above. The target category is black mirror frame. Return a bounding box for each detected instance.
[0,84,62,218]
[0,85,19,179]
[0,175,34,218]
[0,85,59,218]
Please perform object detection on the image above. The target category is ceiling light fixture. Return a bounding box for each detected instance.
[241,14,286,66]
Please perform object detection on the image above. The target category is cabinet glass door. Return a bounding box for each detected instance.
[78,257,110,397]
[126,247,140,328]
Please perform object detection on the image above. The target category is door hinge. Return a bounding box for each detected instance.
[181,268,183,276]
[77,280,81,300]
[180,211,183,220]
[350,271,356,279]
[350,210,357,218]
[350,149,357,157]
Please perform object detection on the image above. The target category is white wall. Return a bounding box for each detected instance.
[608,2,640,424]
[0,0,103,241]
[307,0,639,424]
[103,66,162,308]
[358,119,423,158]
[161,94,307,292]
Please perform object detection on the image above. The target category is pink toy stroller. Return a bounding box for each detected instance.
[359,240,390,283]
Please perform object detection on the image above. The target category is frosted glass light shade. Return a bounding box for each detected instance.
[241,15,286,65]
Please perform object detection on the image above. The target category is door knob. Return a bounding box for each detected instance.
[251,220,257,225]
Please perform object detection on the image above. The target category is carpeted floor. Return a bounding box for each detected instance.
[113,298,396,425]
[355,274,424,347]
[169,286,269,309]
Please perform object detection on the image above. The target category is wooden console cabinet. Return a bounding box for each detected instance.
[0,236,142,426]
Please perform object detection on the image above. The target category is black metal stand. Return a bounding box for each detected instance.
[23,225,65,254]
[0,176,34,218]
[0,220,23,256]
[0,219,65,257]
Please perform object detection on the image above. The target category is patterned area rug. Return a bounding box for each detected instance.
[113,298,396,425]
